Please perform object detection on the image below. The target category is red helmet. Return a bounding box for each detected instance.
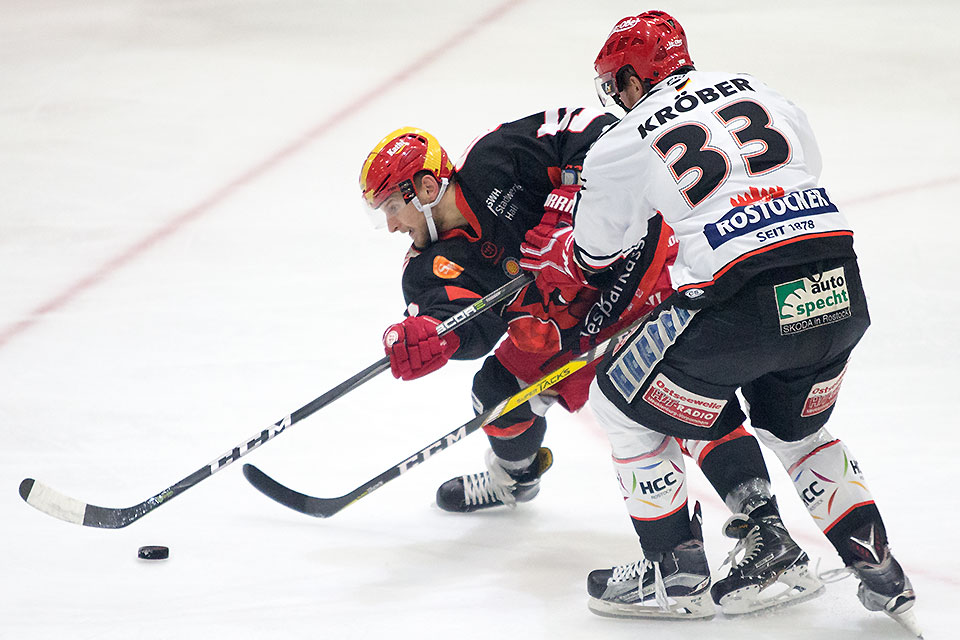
[359,127,454,209]
[594,10,693,107]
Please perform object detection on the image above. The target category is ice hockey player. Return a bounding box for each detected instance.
[519,9,920,634]
[359,110,821,617]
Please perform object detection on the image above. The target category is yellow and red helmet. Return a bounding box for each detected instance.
[594,11,693,107]
[359,127,454,210]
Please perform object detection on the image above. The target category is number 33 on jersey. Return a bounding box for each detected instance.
[574,70,855,306]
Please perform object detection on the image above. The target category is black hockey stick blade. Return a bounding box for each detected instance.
[243,310,648,518]
[19,274,532,529]
[242,465,352,519]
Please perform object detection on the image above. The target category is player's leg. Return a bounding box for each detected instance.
[590,301,826,617]
[585,379,715,619]
[684,430,824,613]
[684,426,782,519]
[753,425,917,622]
[742,256,918,633]
[435,352,554,512]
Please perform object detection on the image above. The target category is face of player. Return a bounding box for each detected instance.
[380,191,430,249]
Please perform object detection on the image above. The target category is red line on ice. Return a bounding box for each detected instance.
[0,0,527,352]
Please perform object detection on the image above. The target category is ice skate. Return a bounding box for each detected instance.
[711,513,824,615]
[587,505,714,620]
[848,526,922,638]
[435,447,552,512]
[587,541,715,619]
[817,523,922,637]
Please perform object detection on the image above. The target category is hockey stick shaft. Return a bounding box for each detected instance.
[19,274,532,528]
[243,312,646,518]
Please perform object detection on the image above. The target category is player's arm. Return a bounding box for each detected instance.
[521,127,655,302]
[570,138,653,276]
[519,182,635,302]
[402,272,509,361]
[383,248,508,381]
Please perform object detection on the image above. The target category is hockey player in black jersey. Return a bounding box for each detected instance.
[520,10,919,635]
[359,112,644,510]
[359,110,822,617]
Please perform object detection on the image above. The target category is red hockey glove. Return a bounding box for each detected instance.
[520,185,592,302]
[382,315,460,381]
[520,224,591,304]
[540,184,579,227]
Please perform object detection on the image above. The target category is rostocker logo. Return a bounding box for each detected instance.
[774,267,851,336]
[704,187,838,249]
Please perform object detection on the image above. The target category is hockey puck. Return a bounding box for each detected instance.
[137,545,169,561]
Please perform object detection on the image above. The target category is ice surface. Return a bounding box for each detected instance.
[2,1,957,638]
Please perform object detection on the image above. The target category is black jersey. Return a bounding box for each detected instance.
[399,108,618,359]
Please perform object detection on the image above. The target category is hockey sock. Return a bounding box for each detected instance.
[724,478,782,520]
[474,353,555,441]
[682,425,775,514]
[487,415,547,464]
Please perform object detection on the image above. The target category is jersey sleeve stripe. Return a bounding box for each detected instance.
[443,285,482,302]
[573,244,623,273]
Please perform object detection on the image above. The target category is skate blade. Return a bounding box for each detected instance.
[719,565,825,616]
[588,594,716,620]
[885,607,923,638]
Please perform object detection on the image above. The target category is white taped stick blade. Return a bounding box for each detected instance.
[19,478,86,525]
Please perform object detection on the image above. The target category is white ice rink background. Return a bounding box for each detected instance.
[2,1,958,638]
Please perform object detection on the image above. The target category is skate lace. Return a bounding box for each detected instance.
[610,560,643,583]
[722,523,762,572]
[462,451,518,508]
[815,558,853,584]
[653,561,669,611]
[610,559,670,612]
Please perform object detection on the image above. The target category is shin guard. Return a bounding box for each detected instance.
[593,379,693,556]
[757,428,880,552]
[613,437,692,556]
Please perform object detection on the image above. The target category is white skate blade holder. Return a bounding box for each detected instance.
[588,594,716,620]
[718,563,825,615]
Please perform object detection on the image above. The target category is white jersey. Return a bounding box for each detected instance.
[574,69,856,306]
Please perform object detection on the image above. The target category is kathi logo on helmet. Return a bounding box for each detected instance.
[386,140,408,156]
[664,37,684,50]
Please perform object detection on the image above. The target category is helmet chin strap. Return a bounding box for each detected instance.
[412,177,449,245]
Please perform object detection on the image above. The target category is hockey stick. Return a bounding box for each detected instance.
[242,312,646,518]
[18,274,532,529]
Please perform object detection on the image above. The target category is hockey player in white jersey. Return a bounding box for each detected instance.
[520,10,920,635]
